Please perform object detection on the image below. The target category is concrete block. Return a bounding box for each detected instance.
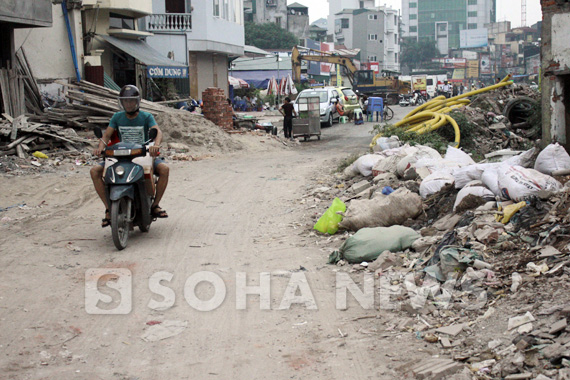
[350,179,371,194]
[435,323,466,336]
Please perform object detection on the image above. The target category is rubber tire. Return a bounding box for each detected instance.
[417,98,425,105]
[317,135,321,140]
[383,107,394,121]
[304,136,308,141]
[327,113,333,127]
[272,125,278,135]
[111,198,130,250]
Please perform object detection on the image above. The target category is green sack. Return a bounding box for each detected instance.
[314,198,347,235]
[328,226,420,264]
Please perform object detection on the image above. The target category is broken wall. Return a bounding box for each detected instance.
[541,0,570,149]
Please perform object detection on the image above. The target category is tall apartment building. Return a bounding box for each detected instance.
[401,0,496,55]
[334,6,400,72]
[327,0,374,37]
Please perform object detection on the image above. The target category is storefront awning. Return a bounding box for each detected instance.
[98,35,188,78]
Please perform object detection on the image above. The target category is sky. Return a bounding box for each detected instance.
[294,0,543,28]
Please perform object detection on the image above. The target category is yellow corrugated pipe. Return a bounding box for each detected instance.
[370,75,514,149]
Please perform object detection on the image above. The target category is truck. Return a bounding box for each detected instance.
[291,46,410,105]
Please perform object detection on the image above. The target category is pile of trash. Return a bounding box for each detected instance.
[451,84,540,155]
[305,140,570,379]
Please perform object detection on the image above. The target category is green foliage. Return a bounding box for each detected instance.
[336,153,360,173]
[400,39,440,71]
[245,22,300,49]
[436,110,476,142]
[371,124,449,154]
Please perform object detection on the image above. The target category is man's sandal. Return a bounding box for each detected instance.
[151,206,168,218]
[101,209,111,228]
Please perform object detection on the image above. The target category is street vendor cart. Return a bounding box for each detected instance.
[292,96,321,141]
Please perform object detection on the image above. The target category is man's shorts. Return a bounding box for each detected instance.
[98,157,167,173]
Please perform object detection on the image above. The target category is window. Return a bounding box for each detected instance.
[368,14,378,20]
[368,34,378,40]
[410,26,417,32]
[368,56,377,61]
[359,1,364,9]
[275,17,282,26]
[394,15,397,24]
[213,0,220,16]
[410,2,417,8]
[468,0,477,4]
[165,0,185,13]
[394,34,397,43]
[109,13,135,29]
[468,23,477,29]
[409,14,417,20]
[341,18,349,28]
[395,53,398,63]
[468,11,477,17]
[427,79,433,86]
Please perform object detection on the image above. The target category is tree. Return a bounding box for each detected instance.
[401,39,440,70]
[245,22,299,49]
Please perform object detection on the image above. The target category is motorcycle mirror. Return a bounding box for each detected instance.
[94,127,103,139]
[149,128,158,140]
[331,99,337,104]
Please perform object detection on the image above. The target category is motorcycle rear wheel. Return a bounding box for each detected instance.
[111,198,131,250]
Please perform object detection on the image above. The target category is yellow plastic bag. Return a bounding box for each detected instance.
[495,201,527,224]
[314,198,347,235]
[33,151,48,159]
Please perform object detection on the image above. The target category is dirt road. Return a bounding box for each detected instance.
[1,110,429,380]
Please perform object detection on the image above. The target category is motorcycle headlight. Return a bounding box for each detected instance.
[115,166,125,176]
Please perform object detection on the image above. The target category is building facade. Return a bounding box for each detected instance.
[145,0,245,98]
[287,3,309,39]
[401,0,496,55]
[327,0,374,38]
[334,6,400,72]
[244,0,288,29]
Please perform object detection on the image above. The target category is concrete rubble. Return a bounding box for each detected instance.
[303,132,570,378]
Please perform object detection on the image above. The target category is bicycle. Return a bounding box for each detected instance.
[383,106,394,121]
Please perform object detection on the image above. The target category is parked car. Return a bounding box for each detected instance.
[293,87,341,127]
[333,86,359,113]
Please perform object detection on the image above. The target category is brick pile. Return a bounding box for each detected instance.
[202,88,233,130]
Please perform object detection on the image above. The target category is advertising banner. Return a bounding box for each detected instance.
[460,28,488,48]
[480,53,491,75]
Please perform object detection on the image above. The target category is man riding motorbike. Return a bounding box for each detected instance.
[90,85,169,227]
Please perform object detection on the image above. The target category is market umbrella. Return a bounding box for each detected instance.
[277,77,285,95]
[228,76,249,89]
[286,74,297,95]
[266,76,278,95]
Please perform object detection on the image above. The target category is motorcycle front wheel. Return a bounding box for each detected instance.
[111,197,131,250]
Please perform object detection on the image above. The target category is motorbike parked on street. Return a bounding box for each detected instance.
[94,127,158,250]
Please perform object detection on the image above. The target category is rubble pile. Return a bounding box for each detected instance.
[452,84,540,155]
[303,140,570,379]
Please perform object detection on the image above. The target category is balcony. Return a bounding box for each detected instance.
[147,13,192,32]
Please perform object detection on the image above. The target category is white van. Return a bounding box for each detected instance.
[293,87,341,127]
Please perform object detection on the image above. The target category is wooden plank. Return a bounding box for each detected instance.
[0,70,12,117]
[1,113,13,122]
[6,135,27,149]
[16,144,26,158]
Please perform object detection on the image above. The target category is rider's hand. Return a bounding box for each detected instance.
[149,145,160,157]
[93,148,103,156]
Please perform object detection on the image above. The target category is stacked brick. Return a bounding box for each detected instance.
[201,88,233,130]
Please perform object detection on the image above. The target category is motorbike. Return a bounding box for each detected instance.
[399,94,411,107]
[94,128,158,250]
